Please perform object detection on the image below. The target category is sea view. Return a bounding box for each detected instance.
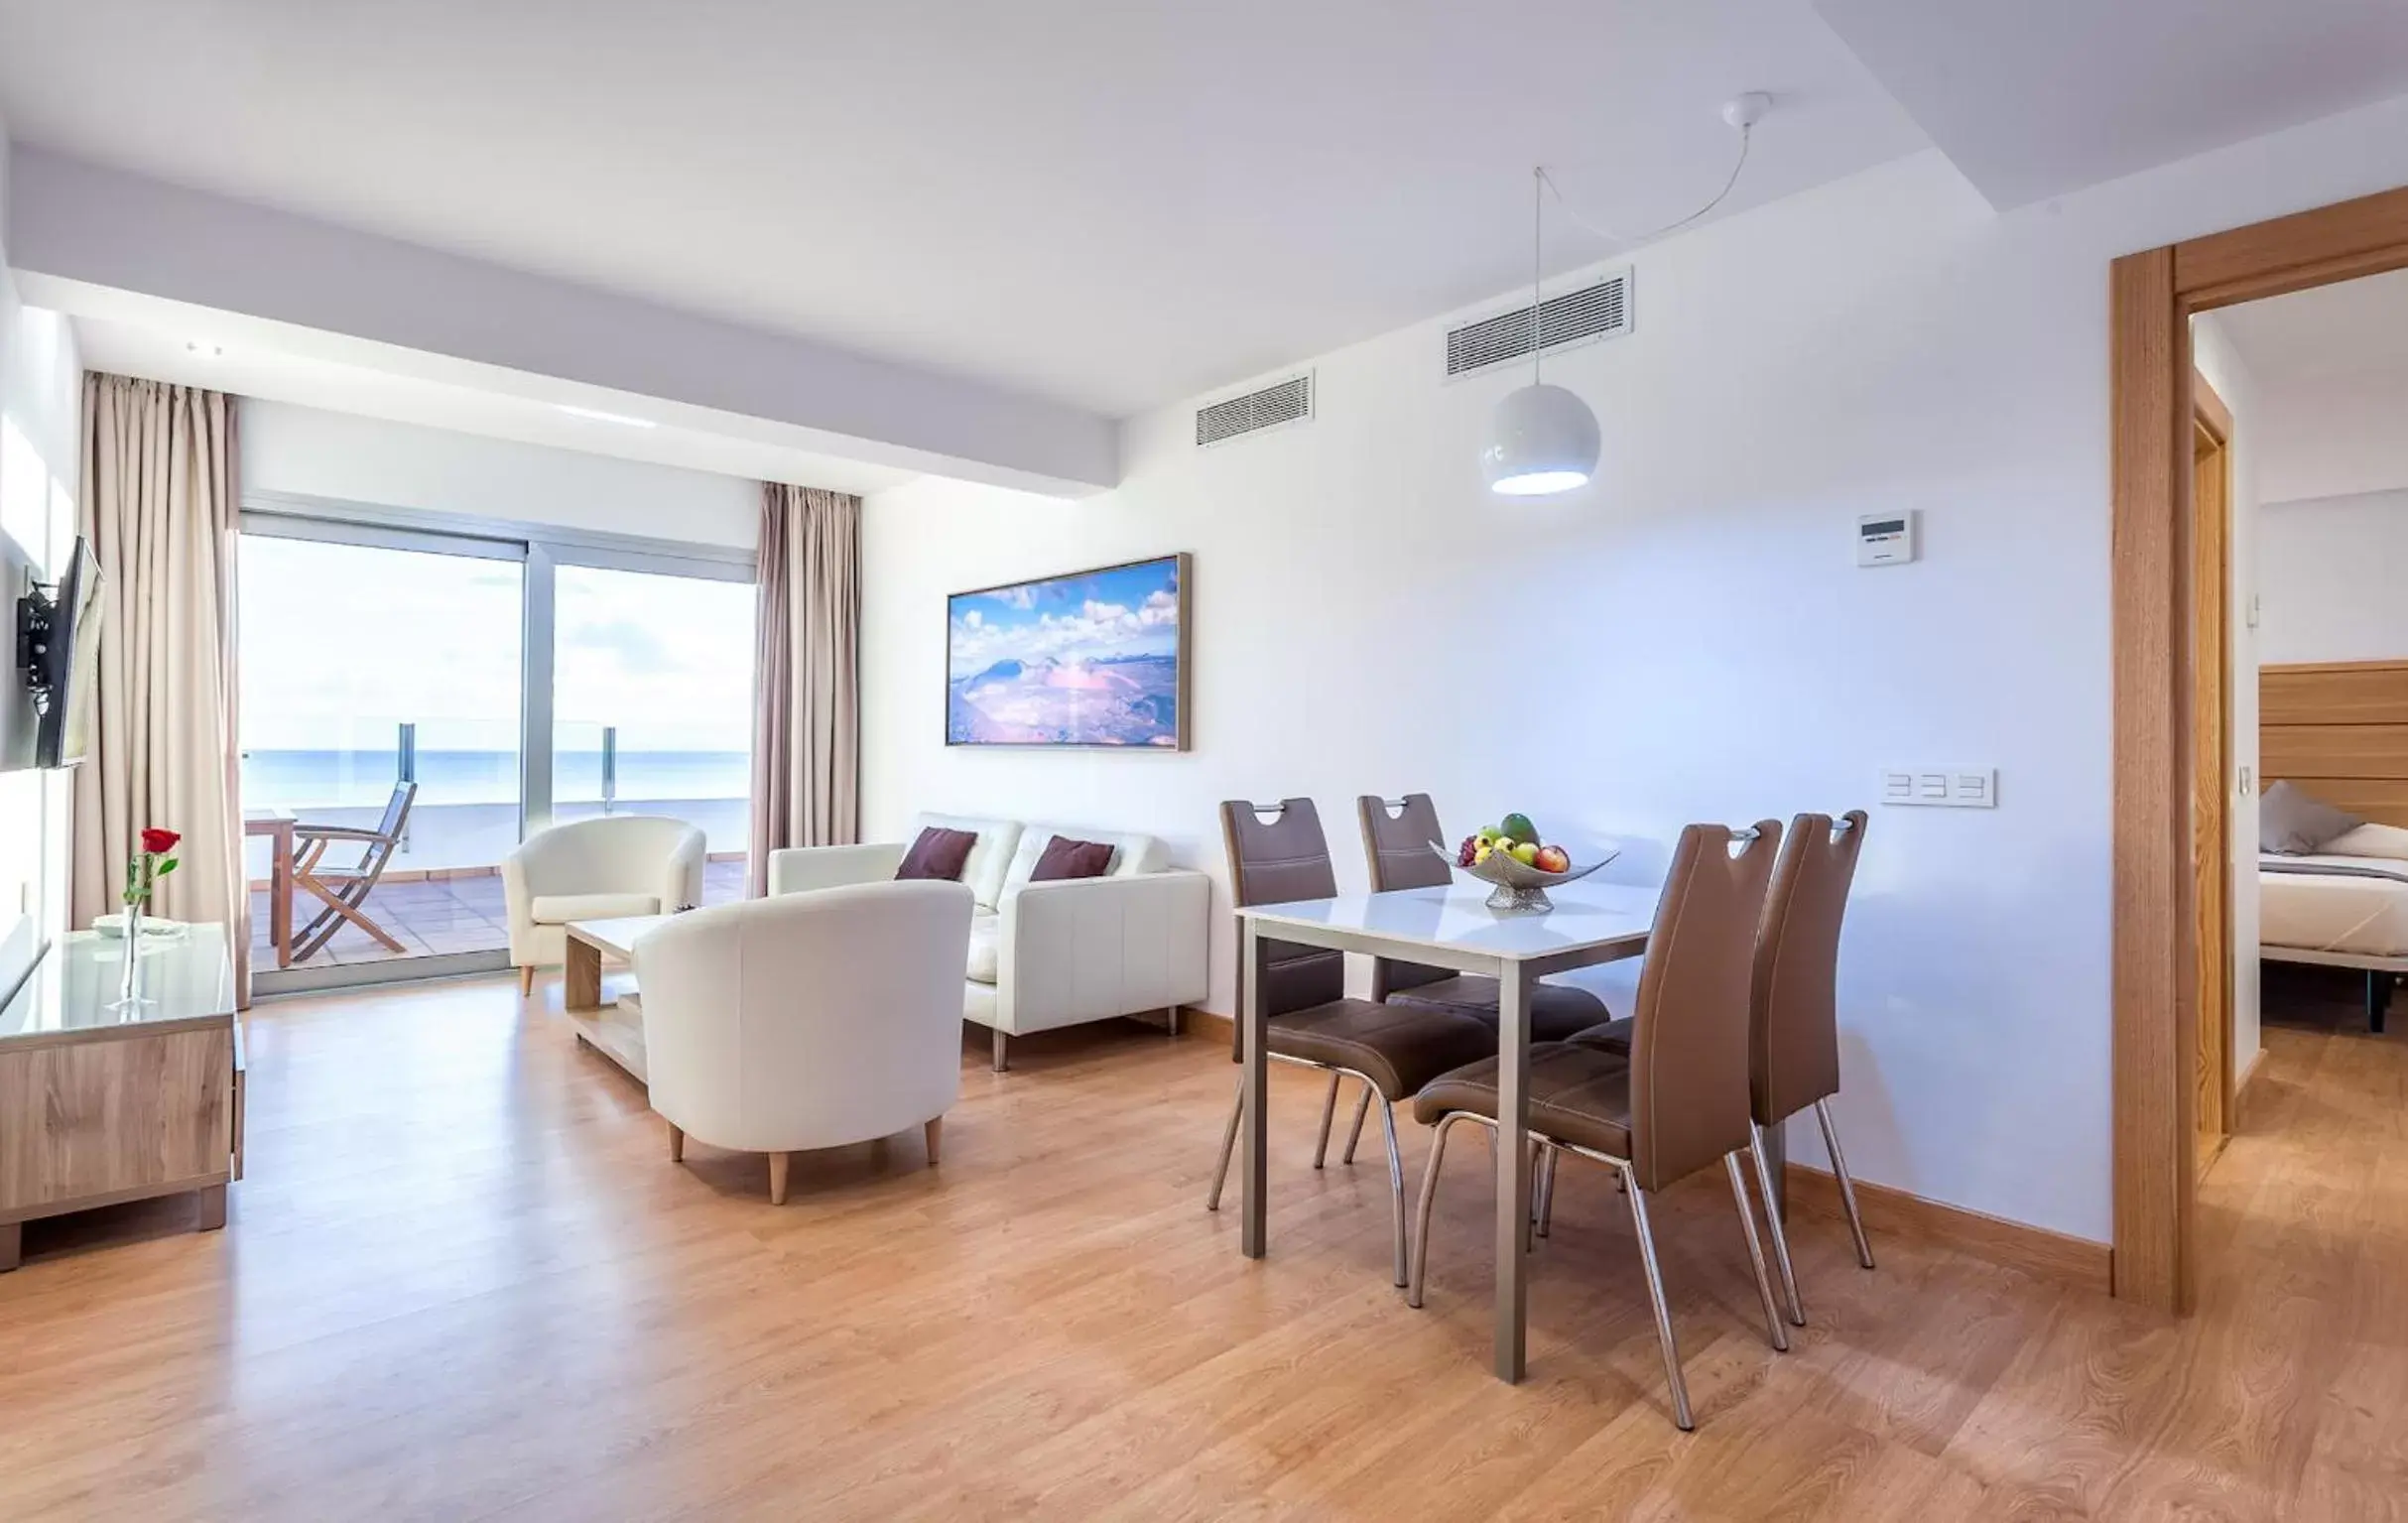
[240,748,751,810]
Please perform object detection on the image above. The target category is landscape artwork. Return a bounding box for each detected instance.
[947,554,1189,748]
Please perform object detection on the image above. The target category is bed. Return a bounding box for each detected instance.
[2258,660,2408,1032]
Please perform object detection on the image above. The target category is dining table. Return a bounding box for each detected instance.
[1235,876,1660,1383]
[243,809,298,969]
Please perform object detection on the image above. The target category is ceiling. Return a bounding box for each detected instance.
[1814,0,2408,208]
[0,0,1928,418]
[69,304,917,497]
[2215,265,2408,390]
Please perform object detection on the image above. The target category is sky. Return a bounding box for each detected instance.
[948,557,1181,680]
[238,537,754,754]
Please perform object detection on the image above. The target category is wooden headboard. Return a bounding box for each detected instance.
[2261,660,2408,827]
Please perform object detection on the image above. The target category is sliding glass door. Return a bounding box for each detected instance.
[238,530,526,979]
[238,510,753,991]
[552,562,753,909]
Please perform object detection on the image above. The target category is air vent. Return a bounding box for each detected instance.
[1196,372,1313,447]
[1446,269,1631,380]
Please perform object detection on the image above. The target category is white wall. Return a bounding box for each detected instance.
[860,95,2408,1244]
[239,399,759,549]
[2191,314,2263,1080]
[2259,490,2408,664]
[0,139,87,998]
[2259,372,2408,505]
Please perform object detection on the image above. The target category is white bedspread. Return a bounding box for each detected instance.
[2261,854,2408,957]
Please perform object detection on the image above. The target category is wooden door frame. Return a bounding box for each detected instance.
[2189,377,2232,1163]
[2111,184,2408,1313]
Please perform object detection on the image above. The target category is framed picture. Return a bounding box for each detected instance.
[946,553,1191,749]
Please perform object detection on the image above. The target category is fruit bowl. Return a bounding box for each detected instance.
[1432,841,1616,913]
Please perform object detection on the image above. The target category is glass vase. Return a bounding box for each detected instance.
[117,901,144,1007]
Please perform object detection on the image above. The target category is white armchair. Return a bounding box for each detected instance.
[767,813,1211,1071]
[502,815,707,992]
[633,880,974,1203]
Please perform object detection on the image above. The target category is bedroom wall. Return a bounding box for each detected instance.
[860,97,2408,1243]
[2259,490,2408,665]
[2258,371,2408,507]
[2191,314,2264,1082]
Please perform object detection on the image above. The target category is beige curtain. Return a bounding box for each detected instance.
[71,376,246,989]
[748,483,860,894]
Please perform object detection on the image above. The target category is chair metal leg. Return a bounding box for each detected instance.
[1378,1097,1409,1288]
[1724,1152,1791,1353]
[1620,1167,1695,1431]
[1749,1122,1806,1327]
[1534,1146,1559,1239]
[991,1028,1009,1073]
[1339,1081,1372,1165]
[1206,1079,1242,1211]
[1313,1072,1341,1169]
[1816,1098,1875,1270]
[1165,1004,1183,1038]
[1408,1112,1472,1308]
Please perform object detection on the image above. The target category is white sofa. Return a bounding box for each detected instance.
[502,815,707,993]
[634,880,973,1203]
[767,812,1210,1070]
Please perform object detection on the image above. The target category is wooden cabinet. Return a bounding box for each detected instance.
[0,927,238,1271]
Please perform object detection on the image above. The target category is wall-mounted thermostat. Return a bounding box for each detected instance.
[1856,511,1918,568]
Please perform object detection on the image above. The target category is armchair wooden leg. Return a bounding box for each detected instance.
[925,1115,944,1166]
[991,1028,1008,1073]
[519,964,536,996]
[668,1123,685,1163]
[768,1151,791,1206]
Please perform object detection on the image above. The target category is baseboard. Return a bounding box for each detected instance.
[1783,1163,2112,1295]
[2233,1044,2268,1116]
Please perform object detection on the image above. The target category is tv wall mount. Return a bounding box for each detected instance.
[15,572,61,714]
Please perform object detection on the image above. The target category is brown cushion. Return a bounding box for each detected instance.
[1030,835,1114,882]
[1384,975,1611,1042]
[1266,999,1497,1100]
[1413,1044,1636,1160]
[896,825,979,882]
[1565,1016,1635,1055]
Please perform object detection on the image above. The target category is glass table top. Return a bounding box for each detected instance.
[0,925,237,1041]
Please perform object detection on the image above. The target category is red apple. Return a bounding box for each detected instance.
[1533,844,1571,874]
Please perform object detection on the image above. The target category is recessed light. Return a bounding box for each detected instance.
[555,403,658,429]
[186,341,222,357]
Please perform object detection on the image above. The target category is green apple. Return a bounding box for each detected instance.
[1510,840,1541,866]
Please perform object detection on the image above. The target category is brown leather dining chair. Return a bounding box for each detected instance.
[1207,798,1496,1287]
[1407,822,1793,1431]
[1560,811,1875,1325]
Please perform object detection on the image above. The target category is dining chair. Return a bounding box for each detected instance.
[290,781,420,962]
[1208,798,1497,1286]
[1560,811,1876,1323]
[1407,821,1791,1432]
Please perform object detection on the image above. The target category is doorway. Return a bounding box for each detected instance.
[2110,185,2408,1314]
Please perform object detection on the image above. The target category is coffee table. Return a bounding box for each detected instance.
[562,914,673,1082]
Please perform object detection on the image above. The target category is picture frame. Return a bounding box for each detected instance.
[945,553,1191,750]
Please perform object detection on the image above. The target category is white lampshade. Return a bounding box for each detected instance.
[1482,382,1599,496]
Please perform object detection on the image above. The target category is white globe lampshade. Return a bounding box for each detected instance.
[1482,382,1599,496]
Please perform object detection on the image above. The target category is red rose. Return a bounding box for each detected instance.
[140,827,182,855]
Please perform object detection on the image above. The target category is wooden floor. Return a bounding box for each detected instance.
[1,976,2402,1520]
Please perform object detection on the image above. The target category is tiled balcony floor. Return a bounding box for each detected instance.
[249,859,748,968]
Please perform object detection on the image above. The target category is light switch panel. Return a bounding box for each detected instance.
[1879,767,1998,809]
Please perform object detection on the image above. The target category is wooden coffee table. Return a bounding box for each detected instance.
[562,915,672,1083]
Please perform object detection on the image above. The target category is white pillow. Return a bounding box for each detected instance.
[2324,822,2408,861]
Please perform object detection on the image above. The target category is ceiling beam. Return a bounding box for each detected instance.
[4,146,1116,495]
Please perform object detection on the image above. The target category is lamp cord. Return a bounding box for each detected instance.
[1531,166,1545,384]
[1538,124,1753,250]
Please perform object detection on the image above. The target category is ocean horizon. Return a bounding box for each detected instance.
[241,747,749,810]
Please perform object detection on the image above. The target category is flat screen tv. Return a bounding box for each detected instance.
[946,553,1190,749]
[22,537,102,768]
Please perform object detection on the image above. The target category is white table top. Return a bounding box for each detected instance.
[567,914,676,958]
[1241,879,1660,961]
[0,925,236,1042]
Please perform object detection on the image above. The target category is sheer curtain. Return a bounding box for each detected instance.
[71,375,246,989]
[748,483,860,895]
